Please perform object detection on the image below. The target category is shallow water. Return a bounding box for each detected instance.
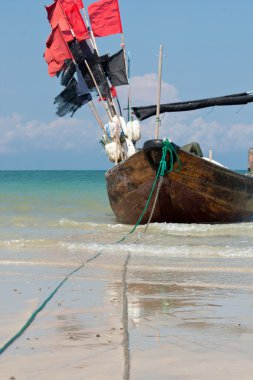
[0,171,253,379]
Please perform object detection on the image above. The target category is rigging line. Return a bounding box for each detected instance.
[235,104,245,113]
[122,252,131,380]
[144,176,164,233]
[135,176,164,243]
[0,249,104,356]
[201,106,215,118]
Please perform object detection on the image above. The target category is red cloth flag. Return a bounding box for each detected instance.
[44,25,72,76]
[88,0,123,37]
[44,48,63,76]
[56,0,84,10]
[110,86,117,98]
[45,2,73,42]
[98,86,117,101]
[46,1,89,42]
[64,3,89,41]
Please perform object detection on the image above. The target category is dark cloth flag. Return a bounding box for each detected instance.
[88,0,122,37]
[68,39,111,100]
[44,25,72,76]
[106,49,128,86]
[54,77,92,117]
[60,59,76,86]
[75,64,90,96]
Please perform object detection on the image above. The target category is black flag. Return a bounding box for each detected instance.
[54,77,92,117]
[106,49,128,86]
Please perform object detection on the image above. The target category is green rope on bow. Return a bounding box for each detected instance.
[160,139,182,176]
[118,139,182,241]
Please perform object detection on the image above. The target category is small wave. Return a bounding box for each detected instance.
[50,218,119,229]
[59,241,253,258]
[149,222,253,237]
[51,218,88,228]
[0,239,57,249]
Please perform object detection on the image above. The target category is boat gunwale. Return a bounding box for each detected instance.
[105,146,253,184]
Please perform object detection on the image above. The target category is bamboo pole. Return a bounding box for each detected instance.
[58,0,123,161]
[85,59,113,121]
[248,148,253,173]
[121,33,128,76]
[127,51,132,122]
[80,1,119,119]
[56,1,108,128]
[155,45,163,140]
[80,4,99,53]
[88,101,105,132]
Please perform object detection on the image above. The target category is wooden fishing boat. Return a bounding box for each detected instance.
[105,139,253,225]
[42,0,253,224]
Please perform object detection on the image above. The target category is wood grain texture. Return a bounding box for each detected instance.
[105,147,253,224]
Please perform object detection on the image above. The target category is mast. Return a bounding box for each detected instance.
[248,148,253,174]
[127,51,131,122]
[155,45,163,139]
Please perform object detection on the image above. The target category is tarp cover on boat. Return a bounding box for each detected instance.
[132,91,253,121]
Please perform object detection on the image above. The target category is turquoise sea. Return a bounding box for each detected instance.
[0,170,253,258]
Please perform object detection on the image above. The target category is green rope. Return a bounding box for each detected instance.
[0,139,181,356]
[118,139,181,242]
[0,262,84,355]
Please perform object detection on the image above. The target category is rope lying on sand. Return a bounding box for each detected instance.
[0,140,181,356]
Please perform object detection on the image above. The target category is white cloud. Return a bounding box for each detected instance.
[116,74,252,158]
[0,74,252,163]
[140,114,253,156]
[116,72,179,107]
[0,113,101,154]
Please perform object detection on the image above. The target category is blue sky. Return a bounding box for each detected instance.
[1,0,253,169]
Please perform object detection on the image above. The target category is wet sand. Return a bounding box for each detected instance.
[0,247,253,380]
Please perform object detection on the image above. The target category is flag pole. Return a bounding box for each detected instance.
[85,60,113,121]
[88,101,105,131]
[74,2,119,120]
[57,26,105,128]
[57,1,112,126]
[79,4,99,53]
[155,45,163,139]
[127,51,132,122]
[121,33,128,76]
[81,0,125,121]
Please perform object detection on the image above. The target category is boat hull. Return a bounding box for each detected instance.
[105,145,253,224]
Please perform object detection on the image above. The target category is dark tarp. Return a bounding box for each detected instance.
[60,59,76,86]
[54,77,92,117]
[132,91,253,120]
[106,49,128,86]
[68,39,111,100]
[98,50,128,86]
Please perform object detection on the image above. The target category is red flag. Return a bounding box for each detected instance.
[46,1,89,42]
[44,25,72,76]
[98,86,117,101]
[64,3,89,41]
[45,2,73,42]
[56,0,84,10]
[110,86,117,98]
[88,0,123,37]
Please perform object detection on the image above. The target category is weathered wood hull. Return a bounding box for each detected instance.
[105,145,253,224]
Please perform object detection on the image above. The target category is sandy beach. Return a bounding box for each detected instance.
[1,243,253,380]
